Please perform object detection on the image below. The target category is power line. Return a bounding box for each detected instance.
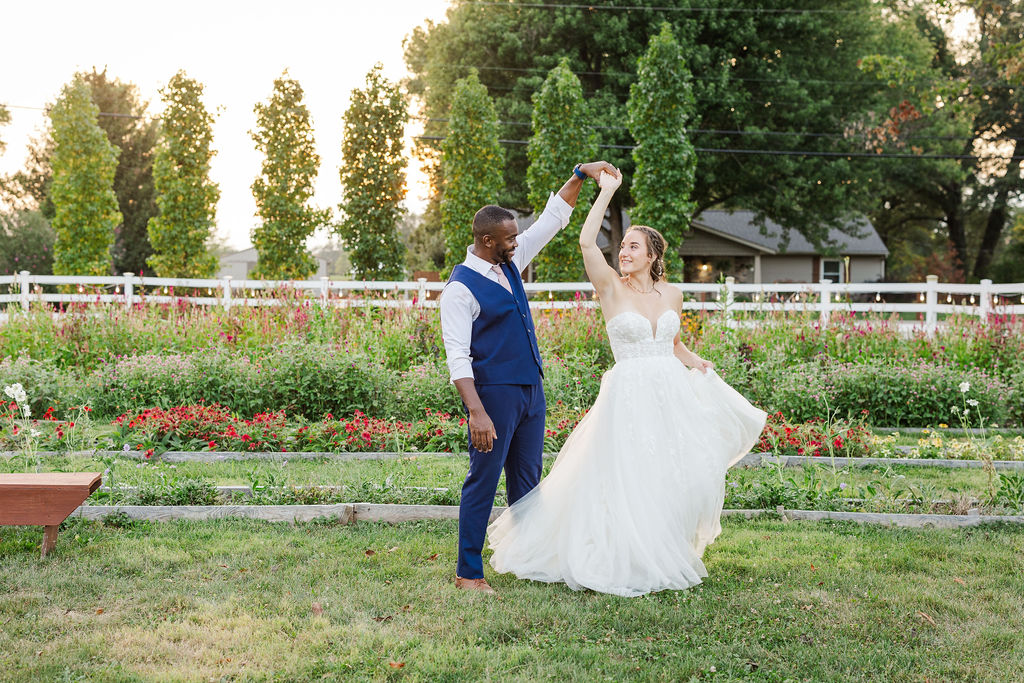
[417,117,1024,144]
[413,135,1024,161]
[439,63,967,87]
[455,1,865,14]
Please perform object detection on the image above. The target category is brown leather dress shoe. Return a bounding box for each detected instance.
[455,576,496,594]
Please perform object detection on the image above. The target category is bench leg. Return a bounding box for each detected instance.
[41,525,59,558]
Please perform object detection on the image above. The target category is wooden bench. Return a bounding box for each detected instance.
[0,473,102,557]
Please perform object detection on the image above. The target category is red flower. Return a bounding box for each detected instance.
[208,440,217,449]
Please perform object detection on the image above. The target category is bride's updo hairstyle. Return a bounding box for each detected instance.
[627,225,667,282]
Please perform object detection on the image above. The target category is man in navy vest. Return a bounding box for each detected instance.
[441,161,618,594]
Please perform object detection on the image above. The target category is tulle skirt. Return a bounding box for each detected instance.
[487,358,767,597]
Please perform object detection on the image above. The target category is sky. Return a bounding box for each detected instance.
[0,0,452,251]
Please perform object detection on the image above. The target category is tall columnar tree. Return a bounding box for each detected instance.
[337,64,409,280]
[49,76,121,277]
[440,71,504,274]
[627,23,697,278]
[250,73,330,280]
[147,71,220,278]
[80,68,160,276]
[527,60,598,281]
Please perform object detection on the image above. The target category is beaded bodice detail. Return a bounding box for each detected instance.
[605,310,678,362]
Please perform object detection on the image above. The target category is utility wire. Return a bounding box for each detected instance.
[454,1,866,14]
[413,134,1024,161]
[416,117,1024,144]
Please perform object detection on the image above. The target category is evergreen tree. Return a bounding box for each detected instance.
[527,59,598,281]
[250,72,330,280]
[440,71,504,274]
[337,64,409,279]
[49,77,121,277]
[627,23,697,278]
[147,71,220,278]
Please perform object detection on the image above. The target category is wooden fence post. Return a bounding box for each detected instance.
[979,278,992,323]
[417,277,427,306]
[818,279,833,326]
[18,270,30,312]
[925,274,938,334]
[320,277,330,307]
[723,276,736,326]
[221,276,233,311]
[122,272,135,309]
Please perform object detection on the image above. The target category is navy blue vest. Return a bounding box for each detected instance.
[448,262,543,385]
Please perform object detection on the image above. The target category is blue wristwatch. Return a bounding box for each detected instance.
[573,163,586,180]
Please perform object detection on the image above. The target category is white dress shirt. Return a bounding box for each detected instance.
[440,192,574,381]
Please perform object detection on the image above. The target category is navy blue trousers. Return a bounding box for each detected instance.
[457,382,546,579]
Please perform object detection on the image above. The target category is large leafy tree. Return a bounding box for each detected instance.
[0,210,55,275]
[526,59,598,281]
[627,23,696,278]
[337,64,409,280]
[147,71,220,278]
[406,0,913,250]
[440,71,504,274]
[860,1,1023,280]
[4,70,158,274]
[49,76,121,277]
[250,73,330,280]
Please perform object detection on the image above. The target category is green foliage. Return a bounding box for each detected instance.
[80,68,160,276]
[526,60,598,281]
[0,104,9,154]
[147,71,220,278]
[440,71,504,274]
[406,0,894,252]
[250,73,330,279]
[627,23,696,279]
[0,210,54,275]
[48,76,121,277]
[337,64,409,279]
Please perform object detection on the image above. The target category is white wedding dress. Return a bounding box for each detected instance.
[487,309,767,597]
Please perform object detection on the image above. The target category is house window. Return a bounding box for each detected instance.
[822,259,843,283]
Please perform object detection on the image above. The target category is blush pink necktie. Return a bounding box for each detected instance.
[491,264,513,293]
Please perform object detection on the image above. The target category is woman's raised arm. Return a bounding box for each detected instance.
[579,171,623,300]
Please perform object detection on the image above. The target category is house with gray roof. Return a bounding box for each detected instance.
[678,210,888,284]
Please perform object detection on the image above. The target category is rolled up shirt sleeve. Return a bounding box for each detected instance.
[439,282,479,382]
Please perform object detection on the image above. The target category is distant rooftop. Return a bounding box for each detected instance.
[691,210,889,256]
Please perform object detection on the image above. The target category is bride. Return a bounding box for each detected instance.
[487,168,767,597]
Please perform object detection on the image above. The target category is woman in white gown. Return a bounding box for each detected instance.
[487,169,767,597]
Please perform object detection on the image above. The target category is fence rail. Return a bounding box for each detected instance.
[2,271,1024,331]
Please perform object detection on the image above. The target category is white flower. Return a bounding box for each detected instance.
[21,404,30,419]
[4,383,27,405]
[959,381,970,393]
[29,429,41,438]
[967,399,979,407]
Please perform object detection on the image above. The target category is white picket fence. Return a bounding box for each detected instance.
[2,270,1024,332]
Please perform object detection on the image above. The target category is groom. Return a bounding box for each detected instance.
[440,160,616,594]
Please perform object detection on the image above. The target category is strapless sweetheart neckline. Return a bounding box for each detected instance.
[606,309,677,340]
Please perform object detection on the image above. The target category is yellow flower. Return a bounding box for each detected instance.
[938,423,948,429]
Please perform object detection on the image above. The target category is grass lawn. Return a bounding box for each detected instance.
[1,518,1023,682]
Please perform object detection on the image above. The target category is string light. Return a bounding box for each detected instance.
[919,293,925,302]
[115,285,120,294]
[874,292,880,302]
[77,285,84,293]
[969,294,975,304]
[946,294,952,303]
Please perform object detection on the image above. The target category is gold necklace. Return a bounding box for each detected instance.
[625,276,655,295]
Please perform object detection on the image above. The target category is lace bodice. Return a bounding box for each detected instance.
[605,310,678,362]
